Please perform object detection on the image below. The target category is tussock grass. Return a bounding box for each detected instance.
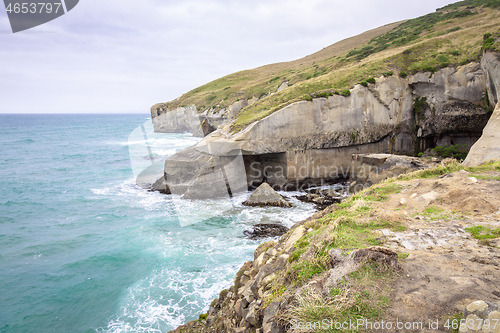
[280,262,397,333]
[466,225,500,239]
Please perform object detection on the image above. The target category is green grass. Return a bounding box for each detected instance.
[440,0,500,11]
[442,313,463,333]
[364,183,402,202]
[290,248,330,284]
[284,192,406,286]
[470,174,500,181]
[263,285,287,308]
[420,205,455,221]
[466,225,500,239]
[398,253,409,260]
[395,160,500,181]
[346,6,478,61]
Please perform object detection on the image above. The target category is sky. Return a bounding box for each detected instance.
[0,0,456,114]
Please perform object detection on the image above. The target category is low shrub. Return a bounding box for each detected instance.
[341,89,351,97]
[431,144,468,160]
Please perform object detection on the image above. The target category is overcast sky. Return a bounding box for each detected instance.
[0,0,455,114]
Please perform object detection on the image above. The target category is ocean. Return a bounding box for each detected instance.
[0,114,316,333]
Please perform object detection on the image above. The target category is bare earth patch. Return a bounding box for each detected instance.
[369,170,500,332]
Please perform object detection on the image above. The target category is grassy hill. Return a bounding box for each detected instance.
[155,0,500,132]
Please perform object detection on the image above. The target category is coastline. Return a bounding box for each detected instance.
[170,160,500,333]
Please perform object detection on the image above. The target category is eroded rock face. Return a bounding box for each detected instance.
[157,56,499,197]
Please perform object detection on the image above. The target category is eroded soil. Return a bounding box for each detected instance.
[370,170,500,332]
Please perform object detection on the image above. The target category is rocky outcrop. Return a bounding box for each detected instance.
[151,97,262,137]
[243,223,289,239]
[170,238,399,333]
[460,301,500,333]
[159,57,498,197]
[242,183,291,207]
[151,175,170,194]
[463,53,500,167]
[295,185,347,209]
[482,52,500,106]
[464,101,500,167]
[349,153,439,193]
[410,62,491,152]
[150,105,227,137]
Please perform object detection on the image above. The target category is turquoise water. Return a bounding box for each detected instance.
[0,114,315,333]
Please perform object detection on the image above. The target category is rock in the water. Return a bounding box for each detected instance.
[243,223,289,239]
[242,183,291,207]
[152,175,170,194]
[136,164,166,190]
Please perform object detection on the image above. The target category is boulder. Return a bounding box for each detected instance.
[243,224,289,239]
[352,246,399,268]
[242,183,291,207]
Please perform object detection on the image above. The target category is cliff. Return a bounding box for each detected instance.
[161,55,497,198]
[464,53,500,166]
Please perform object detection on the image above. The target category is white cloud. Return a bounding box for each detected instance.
[0,0,455,113]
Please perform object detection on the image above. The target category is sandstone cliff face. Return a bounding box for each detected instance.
[151,96,260,137]
[464,53,500,166]
[463,101,500,166]
[151,105,228,137]
[158,55,498,197]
